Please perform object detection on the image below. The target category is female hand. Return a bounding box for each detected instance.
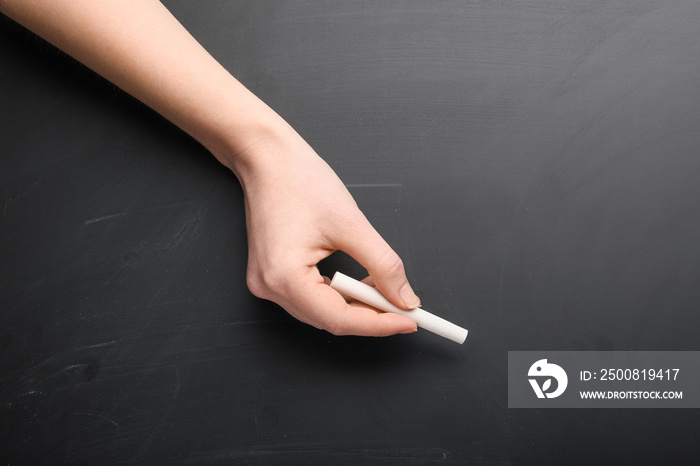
[236,123,420,336]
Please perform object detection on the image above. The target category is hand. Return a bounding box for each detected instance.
[236,123,420,336]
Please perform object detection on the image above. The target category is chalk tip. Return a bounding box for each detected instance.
[458,329,468,344]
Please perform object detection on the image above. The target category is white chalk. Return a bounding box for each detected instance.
[330,272,468,344]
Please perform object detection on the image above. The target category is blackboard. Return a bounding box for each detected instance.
[2,1,700,463]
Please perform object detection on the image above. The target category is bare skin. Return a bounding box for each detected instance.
[1,0,420,336]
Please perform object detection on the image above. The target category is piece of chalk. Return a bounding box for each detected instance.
[330,272,468,344]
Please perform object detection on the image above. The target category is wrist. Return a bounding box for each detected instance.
[205,101,294,182]
[208,108,320,198]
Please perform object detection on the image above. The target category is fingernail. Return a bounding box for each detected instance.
[399,282,421,309]
[399,327,418,334]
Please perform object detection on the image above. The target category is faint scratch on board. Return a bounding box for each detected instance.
[222,320,280,327]
[75,340,117,351]
[84,212,129,225]
[61,364,87,373]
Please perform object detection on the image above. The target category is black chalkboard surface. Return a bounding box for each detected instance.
[2,1,700,464]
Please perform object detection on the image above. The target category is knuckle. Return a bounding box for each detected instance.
[245,268,268,299]
[374,247,405,279]
[323,318,349,337]
[246,265,289,300]
[317,309,350,336]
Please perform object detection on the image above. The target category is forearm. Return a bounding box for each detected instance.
[0,0,282,179]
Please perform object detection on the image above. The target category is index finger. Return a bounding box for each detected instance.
[280,270,417,337]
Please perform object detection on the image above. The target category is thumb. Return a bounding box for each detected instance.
[333,216,421,310]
